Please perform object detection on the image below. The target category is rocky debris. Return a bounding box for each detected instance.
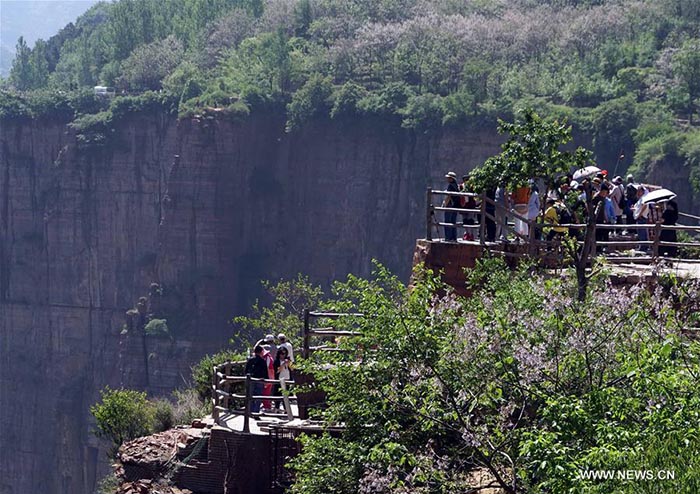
[118,427,208,481]
[117,479,192,494]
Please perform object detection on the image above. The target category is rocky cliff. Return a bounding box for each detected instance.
[0,110,505,494]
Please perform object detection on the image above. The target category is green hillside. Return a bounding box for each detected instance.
[3,0,700,177]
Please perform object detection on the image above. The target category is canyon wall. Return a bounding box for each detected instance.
[0,110,502,494]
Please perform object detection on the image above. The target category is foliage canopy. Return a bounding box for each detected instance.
[288,260,700,493]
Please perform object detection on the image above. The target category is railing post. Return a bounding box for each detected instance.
[653,223,661,258]
[222,363,231,411]
[527,219,535,257]
[592,223,597,256]
[302,309,310,359]
[426,187,433,241]
[479,192,486,246]
[212,365,219,422]
[243,374,251,433]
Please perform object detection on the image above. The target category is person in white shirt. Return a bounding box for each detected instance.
[633,186,650,250]
[277,333,294,362]
[609,176,624,224]
[526,182,540,238]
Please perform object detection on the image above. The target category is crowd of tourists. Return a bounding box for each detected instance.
[442,170,679,256]
[244,333,294,414]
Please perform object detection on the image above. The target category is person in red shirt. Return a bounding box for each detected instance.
[260,346,275,411]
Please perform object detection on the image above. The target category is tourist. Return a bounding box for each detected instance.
[592,184,611,244]
[526,181,540,239]
[244,346,268,413]
[273,347,293,411]
[443,171,460,242]
[625,175,637,225]
[277,333,294,363]
[544,198,567,241]
[633,186,650,251]
[266,334,277,358]
[495,184,509,241]
[512,182,531,239]
[260,345,275,411]
[659,200,679,257]
[610,176,625,225]
[485,187,497,242]
[461,177,478,241]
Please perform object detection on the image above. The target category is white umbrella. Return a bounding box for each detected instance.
[572,166,601,181]
[642,188,676,204]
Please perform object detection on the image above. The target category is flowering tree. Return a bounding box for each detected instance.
[290,260,700,493]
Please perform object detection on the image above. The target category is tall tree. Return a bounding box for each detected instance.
[9,37,32,90]
[29,39,50,89]
[672,39,700,124]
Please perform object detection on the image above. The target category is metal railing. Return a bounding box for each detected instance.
[426,188,700,264]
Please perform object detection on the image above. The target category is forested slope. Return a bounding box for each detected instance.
[3,0,700,181]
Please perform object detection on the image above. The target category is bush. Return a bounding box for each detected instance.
[144,318,169,336]
[172,388,210,425]
[0,89,31,119]
[151,398,175,432]
[90,387,154,457]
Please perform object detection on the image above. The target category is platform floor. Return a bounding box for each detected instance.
[216,404,301,435]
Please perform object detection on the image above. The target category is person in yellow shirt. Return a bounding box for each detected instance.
[544,198,567,241]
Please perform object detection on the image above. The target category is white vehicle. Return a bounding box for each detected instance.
[94,86,116,97]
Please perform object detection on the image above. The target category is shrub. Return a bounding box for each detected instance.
[0,89,31,119]
[151,398,175,432]
[172,389,210,425]
[144,318,169,336]
[90,387,154,457]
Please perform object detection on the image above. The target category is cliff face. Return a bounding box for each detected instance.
[0,111,502,494]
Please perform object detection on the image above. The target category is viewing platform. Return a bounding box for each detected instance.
[415,188,700,295]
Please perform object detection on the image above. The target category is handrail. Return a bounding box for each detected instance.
[425,188,700,264]
[302,310,365,358]
[211,361,298,430]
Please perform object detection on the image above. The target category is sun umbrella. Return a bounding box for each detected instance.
[641,188,676,204]
[572,165,601,181]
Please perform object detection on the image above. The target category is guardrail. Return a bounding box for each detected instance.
[212,361,297,433]
[302,310,364,358]
[426,188,700,264]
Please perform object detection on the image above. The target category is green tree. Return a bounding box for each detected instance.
[233,275,324,343]
[117,35,184,91]
[469,108,589,191]
[28,39,50,89]
[469,108,596,300]
[672,39,700,124]
[90,387,154,457]
[9,37,32,90]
